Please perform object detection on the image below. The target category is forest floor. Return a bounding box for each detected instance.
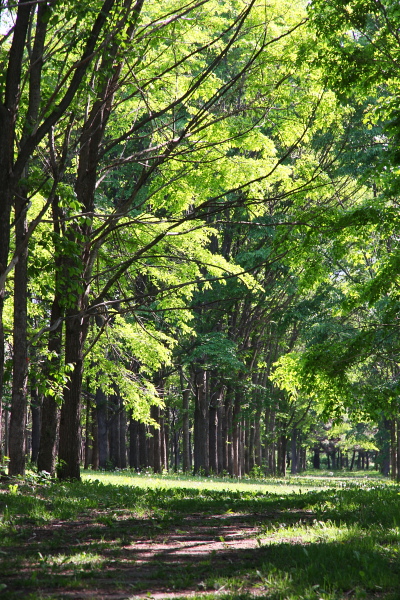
[0,470,399,600]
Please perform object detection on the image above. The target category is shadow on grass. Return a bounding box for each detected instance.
[1,480,400,598]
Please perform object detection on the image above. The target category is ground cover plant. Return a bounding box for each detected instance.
[1,471,400,600]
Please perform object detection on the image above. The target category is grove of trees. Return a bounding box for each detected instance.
[1,0,400,480]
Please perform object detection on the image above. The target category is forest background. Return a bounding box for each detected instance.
[1,0,399,482]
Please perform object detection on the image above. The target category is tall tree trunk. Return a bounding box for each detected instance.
[96,387,108,469]
[217,403,224,474]
[182,385,191,472]
[92,405,99,470]
[30,385,41,465]
[290,428,297,474]
[278,433,287,477]
[129,418,139,470]
[391,418,397,480]
[58,314,88,480]
[119,407,127,469]
[37,297,63,474]
[232,390,242,477]
[152,405,162,473]
[139,422,148,469]
[109,392,121,468]
[9,195,29,476]
[397,419,400,483]
[209,390,218,475]
[84,393,93,469]
[193,368,209,475]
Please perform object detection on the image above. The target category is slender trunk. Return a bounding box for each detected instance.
[37,297,63,474]
[391,419,397,480]
[152,405,161,473]
[180,368,191,472]
[278,433,287,476]
[84,393,93,469]
[129,418,139,470]
[232,390,241,477]
[30,385,41,465]
[193,368,209,475]
[182,387,191,472]
[92,405,99,470]
[109,392,121,468]
[209,394,218,474]
[119,407,127,469]
[58,312,88,480]
[290,428,297,474]
[96,387,108,469]
[139,422,148,469]
[9,196,29,476]
[313,447,320,469]
[397,419,400,483]
[349,450,356,471]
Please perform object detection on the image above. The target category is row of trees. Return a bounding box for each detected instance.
[1,0,400,480]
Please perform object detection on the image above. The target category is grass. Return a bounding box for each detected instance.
[0,469,399,599]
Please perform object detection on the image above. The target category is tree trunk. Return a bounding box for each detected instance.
[57,312,88,480]
[9,196,29,476]
[181,374,191,472]
[139,422,148,469]
[119,407,127,469]
[129,418,139,470]
[290,428,297,474]
[84,393,92,469]
[209,394,218,475]
[390,417,397,480]
[96,387,108,469]
[313,447,320,469]
[278,433,287,476]
[193,368,209,475]
[109,392,121,468]
[30,384,41,465]
[92,405,99,470]
[152,405,162,473]
[37,297,63,474]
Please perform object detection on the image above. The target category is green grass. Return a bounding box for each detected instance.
[0,469,399,599]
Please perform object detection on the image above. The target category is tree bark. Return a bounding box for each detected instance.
[58,313,88,480]
[193,368,209,475]
[129,418,139,470]
[30,385,41,465]
[9,195,29,476]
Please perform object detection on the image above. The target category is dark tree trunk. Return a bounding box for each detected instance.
[193,368,209,475]
[37,296,63,474]
[84,393,92,469]
[232,390,241,477]
[129,418,139,470]
[92,406,99,470]
[151,405,162,473]
[182,386,191,472]
[30,386,41,465]
[391,418,397,479]
[119,407,127,469]
[96,387,108,469]
[313,448,320,469]
[278,433,287,476]
[290,428,297,474]
[58,313,87,480]
[139,422,148,469]
[217,403,224,474]
[209,396,218,475]
[349,450,356,471]
[9,196,29,476]
[108,392,121,468]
